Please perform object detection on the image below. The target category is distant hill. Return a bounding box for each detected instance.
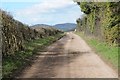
[31,24,58,32]
[31,23,77,32]
[53,23,76,31]
[31,24,53,28]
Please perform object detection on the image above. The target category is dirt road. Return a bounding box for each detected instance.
[17,32,118,78]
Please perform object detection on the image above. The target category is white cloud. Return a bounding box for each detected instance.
[16,0,74,16]
[13,0,83,25]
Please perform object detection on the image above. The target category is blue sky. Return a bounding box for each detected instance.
[1,0,84,26]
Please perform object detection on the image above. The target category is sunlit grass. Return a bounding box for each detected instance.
[76,32,119,69]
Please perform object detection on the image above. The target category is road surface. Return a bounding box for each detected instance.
[16,32,118,78]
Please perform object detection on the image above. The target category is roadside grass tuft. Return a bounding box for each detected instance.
[76,32,119,70]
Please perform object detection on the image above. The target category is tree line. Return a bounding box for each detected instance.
[76,2,120,46]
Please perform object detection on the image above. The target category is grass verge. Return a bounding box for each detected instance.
[2,33,65,78]
[76,32,119,71]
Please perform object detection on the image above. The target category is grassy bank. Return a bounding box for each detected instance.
[76,32,119,70]
[2,33,65,78]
